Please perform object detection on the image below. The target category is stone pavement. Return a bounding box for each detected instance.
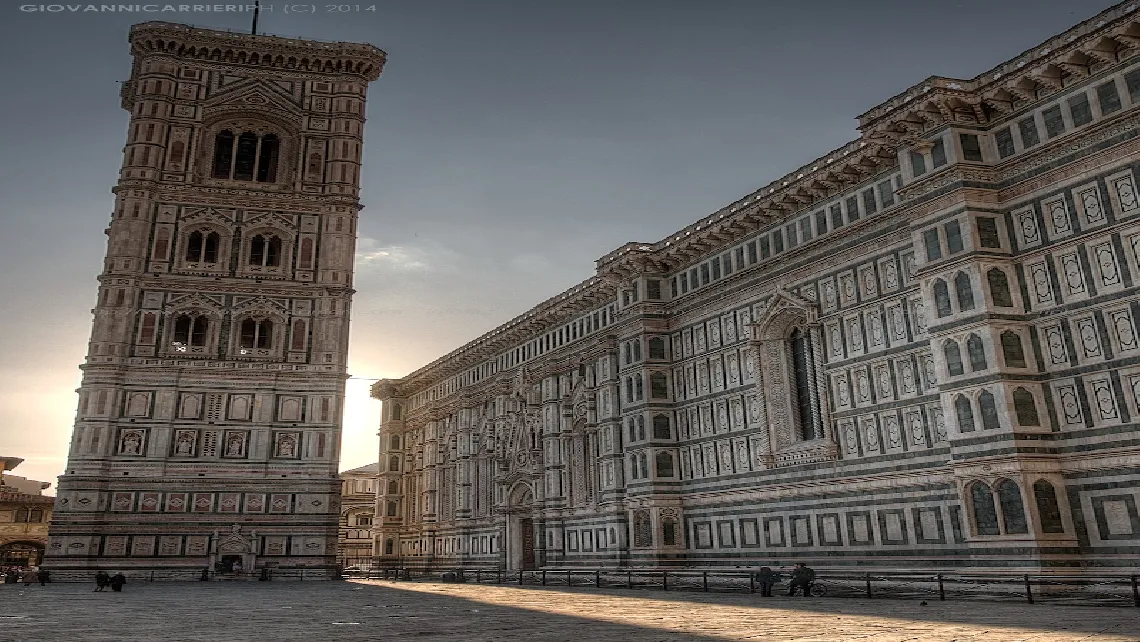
[2,578,1138,641]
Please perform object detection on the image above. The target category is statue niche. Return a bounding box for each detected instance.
[747,288,838,467]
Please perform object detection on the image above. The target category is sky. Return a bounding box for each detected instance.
[0,0,1109,486]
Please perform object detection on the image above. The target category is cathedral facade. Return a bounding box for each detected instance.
[45,23,384,579]
[372,2,1140,572]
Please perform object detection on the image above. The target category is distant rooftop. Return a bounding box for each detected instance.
[341,462,379,476]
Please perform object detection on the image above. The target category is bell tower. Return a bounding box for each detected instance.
[46,22,385,579]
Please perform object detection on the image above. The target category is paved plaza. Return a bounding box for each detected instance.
[2,578,1139,641]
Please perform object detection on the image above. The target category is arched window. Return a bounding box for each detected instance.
[662,516,679,546]
[979,390,1000,430]
[955,272,975,311]
[389,434,400,449]
[1033,480,1065,533]
[290,319,306,351]
[955,394,975,432]
[988,268,1014,307]
[212,128,281,183]
[172,314,209,347]
[997,479,1028,534]
[387,480,399,494]
[212,129,234,178]
[970,482,1000,535]
[15,508,30,523]
[967,334,987,371]
[1013,387,1039,426]
[655,451,674,477]
[629,454,639,479]
[648,337,666,360]
[1000,331,1026,368]
[386,501,398,517]
[623,343,631,364]
[184,230,219,263]
[391,403,402,421]
[652,415,671,439]
[298,237,314,269]
[637,416,646,441]
[256,134,279,182]
[248,234,281,267]
[933,279,952,318]
[635,376,644,400]
[239,319,273,350]
[639,453,649,479]
[384,539,395,555]
[944,340,965,376]
[154,227,170,261]
[649,372,668,399]
[388,455,400,472]
[790,328,819,440]
[628,419,637,443]
[625,377,634,402]
[632,340,642,362]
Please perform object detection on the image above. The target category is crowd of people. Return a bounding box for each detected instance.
[2,566,49,586]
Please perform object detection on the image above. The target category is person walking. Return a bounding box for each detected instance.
[788,563,816,597]
[109,572,126,592]
[36,568,49,586]
[755,566,781,597]
[4,568,18,584]
[95,571,110,592]
[21,567,36,587]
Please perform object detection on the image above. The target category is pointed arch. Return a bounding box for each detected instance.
[969,481,1000,535]
[955,272,975,311]
[933,279,952,317]
[988,268,1014,307]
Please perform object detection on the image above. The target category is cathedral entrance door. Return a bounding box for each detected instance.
[520,518,536,570]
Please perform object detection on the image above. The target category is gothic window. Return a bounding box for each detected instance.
[386,501,398,517]
[298,237,314,269]
[239,318,273,350]
[629,454,639,479]
[628,419,637,443]
[944,340,965,376]
[790,328,819,440]
[648,337,666,359]
[1013,387,1039,426]
[988,269,1014,307]
[979,390,1000,430]
[933,279,952,317]
[652,415,671,439]
[969,482,1000,535]
[635,375,644,400]
[632,339,642,361]
[212,128,281,183]
[637,416,646,441]
[387,480,398,494]
[955,272,975,311]
[655,452,674,477]
[1001,332,1026,368]
[633,509,652,547]
[625,377,634,402]
[639,453,649,479]
[389,435,400,449]
[945,221,964,253]
[1033,480,1065,533]
[184,230,220,263]
[248,234,282,267]
[384,539,394,555]
[967,334,987,371]
[955,394,975,432]
[388,455,400,472]
[662,516,679,545]
[623,343,631,364]
[391,403,402,421]
[649,372,668,399]
[173,314,209,347]
[996,479,1028,534]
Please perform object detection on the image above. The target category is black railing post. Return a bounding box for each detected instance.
[598,570,604,588]
[865,573,872,598]
[519,569,524,585]
[1024,574,1034,604]
[627,569,632,589]
[937,574,945,601]
[749,573,755,594]
[496,568,502,584]
[567,569,572,586]
[664,571,669,592]
[541,570,547,585]
[475,570,481,583]
[1132,575,1139,607]
[595,570,600,587]
[703,571,709,592]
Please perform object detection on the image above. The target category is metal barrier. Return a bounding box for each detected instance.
[355,566,1140,607]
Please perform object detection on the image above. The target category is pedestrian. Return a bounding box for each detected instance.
[4,568,17,584]
[21,567,36,587]
[95,571,110,592]
[37,568,50,586]
[109,572,126,592]
[788,563,816,597]
[755,566,781,597]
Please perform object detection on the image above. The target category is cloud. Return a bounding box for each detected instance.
[355,238,457,272]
